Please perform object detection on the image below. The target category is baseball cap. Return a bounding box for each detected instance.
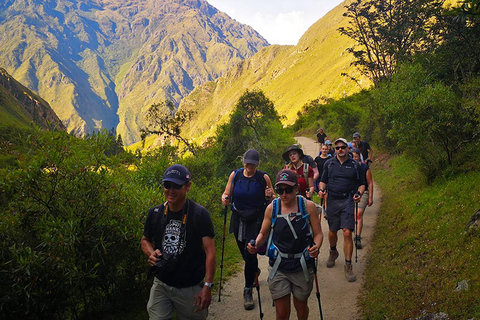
[334,138,349,145]
[243,149,260,165]
[353,132,361,138]
[162,164,191,185]
[325,140,332,145]
[275,169,298,187]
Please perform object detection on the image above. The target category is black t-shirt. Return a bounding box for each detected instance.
[358,141,371,160]
[143,199,215,288]
[302,155,317,169]
[316,132,327,143]
[314,155,330,179]
[320,157,366,195]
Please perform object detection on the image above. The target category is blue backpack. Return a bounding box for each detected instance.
[266,195,313,282]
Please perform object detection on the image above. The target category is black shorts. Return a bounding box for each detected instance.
[325,197,355,231]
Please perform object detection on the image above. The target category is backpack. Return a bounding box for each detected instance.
[265,195,312,282]
[230,168,267,223]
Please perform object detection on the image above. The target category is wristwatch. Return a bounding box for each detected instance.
[204,282,214,289]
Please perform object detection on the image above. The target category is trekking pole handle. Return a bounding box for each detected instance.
[250,240,256,246]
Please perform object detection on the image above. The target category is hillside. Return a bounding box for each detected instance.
[179,1,371,143]
[0,0,269,144]
[0,68,65,131]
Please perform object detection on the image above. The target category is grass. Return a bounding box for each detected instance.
[359,155,480,319]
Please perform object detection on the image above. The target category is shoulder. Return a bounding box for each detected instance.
[188,199,209,216]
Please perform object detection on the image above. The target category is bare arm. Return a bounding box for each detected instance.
[264,174,275,202]
[221,171,235,206]
[141,235,161,266]
[194,236,216,312]
[306,200,323,258]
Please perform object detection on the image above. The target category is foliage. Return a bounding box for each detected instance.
[215,89,294,177]
[360,155,480,318]
[141,100,197,156]
[339,0,443,84]
[0,130,154,319]
[371,63,480,179]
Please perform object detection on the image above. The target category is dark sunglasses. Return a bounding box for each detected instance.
[163,181,185,190]
[275,186,295,195]
[335,146,347,150]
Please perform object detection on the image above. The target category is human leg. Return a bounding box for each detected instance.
[292,296,309,320]
[274,294,291,320]
[343,228,353,261]
[147,278,175,320]
[235,238,257,309]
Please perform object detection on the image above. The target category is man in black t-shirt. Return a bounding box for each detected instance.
[141,164,215,320]
[353,132,373,164]
[319,138,365,283]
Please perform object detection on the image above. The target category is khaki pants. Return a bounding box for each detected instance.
[147,277,208,320]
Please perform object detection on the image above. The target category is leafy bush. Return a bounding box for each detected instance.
[0,131,153,319]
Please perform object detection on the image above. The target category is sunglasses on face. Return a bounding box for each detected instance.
[163,181,185,190]
[275,186,295,194]
[335,146,347,150]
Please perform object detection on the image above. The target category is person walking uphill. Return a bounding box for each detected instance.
[221,149,274,311]
[141,164,216,320]
[318,138,365,282]
[248,169,323,320]
[283,144,315,200]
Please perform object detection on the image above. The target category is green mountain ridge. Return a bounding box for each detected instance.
[0,67,65,130]
[0,0,269,144]
[178,1,371,143]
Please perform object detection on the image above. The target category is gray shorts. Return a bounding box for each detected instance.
[267,267,314,302]
[358,190,369,210]
[147,277,207,320]
[326,197,355,231]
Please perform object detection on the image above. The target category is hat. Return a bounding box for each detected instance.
[351,148,361,154]
[325,140,332,145]
[243,149,259,165]
[275,169,298,187]
[282,144,305,162]
[334,138,348,146]
[353,132,361,138]
[162,164,191,185]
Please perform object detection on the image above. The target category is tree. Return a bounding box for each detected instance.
[339,0,442,85]
[215,89,293,176]
[140,100,197,155]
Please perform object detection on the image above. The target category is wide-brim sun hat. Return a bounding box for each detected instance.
[282,144,305,162]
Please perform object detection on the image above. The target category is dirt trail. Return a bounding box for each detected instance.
[209,137,381,319]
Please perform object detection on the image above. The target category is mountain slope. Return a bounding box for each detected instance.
[0,0,269,144]
[179,1,371,141]
[0,68,65,131]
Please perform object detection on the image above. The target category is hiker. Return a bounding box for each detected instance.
[353,132,373,164]
[314,144,331,192]
[247,169,323,320]
[318,138,365,282]
[283,144,315,200]
[141,164,216,320]
[316,128,328,149]
[221,149,274,310]
[324,140,334,157]
[350,141,364,162]
[351,148,374,249]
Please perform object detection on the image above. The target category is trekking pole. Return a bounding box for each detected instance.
[310,241,324,320]
[218,204,228,302]
[354,193,359,263]
[250,240,264,319]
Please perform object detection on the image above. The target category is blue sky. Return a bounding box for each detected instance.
[207,0,345,45]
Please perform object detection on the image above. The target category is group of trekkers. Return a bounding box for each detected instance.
[140,130,374,320]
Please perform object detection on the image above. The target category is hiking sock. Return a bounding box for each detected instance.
[330,246,337,251]
[345,259,352,265]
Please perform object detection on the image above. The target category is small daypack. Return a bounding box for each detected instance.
[230,168,267,223]
[266,195,313,282]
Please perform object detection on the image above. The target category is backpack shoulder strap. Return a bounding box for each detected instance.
[303,162,309,182]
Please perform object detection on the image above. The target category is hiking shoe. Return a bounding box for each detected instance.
[355,235,363,249]
[243,287,254,310]
[344,264,357,282]
[326,249,339,268]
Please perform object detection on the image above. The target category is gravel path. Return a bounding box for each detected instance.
[209,137,381,319]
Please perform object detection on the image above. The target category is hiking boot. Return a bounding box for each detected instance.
[344,264,357,282]
[326,249,339,268]
[243,287,254,310]
[355,235,363,249]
